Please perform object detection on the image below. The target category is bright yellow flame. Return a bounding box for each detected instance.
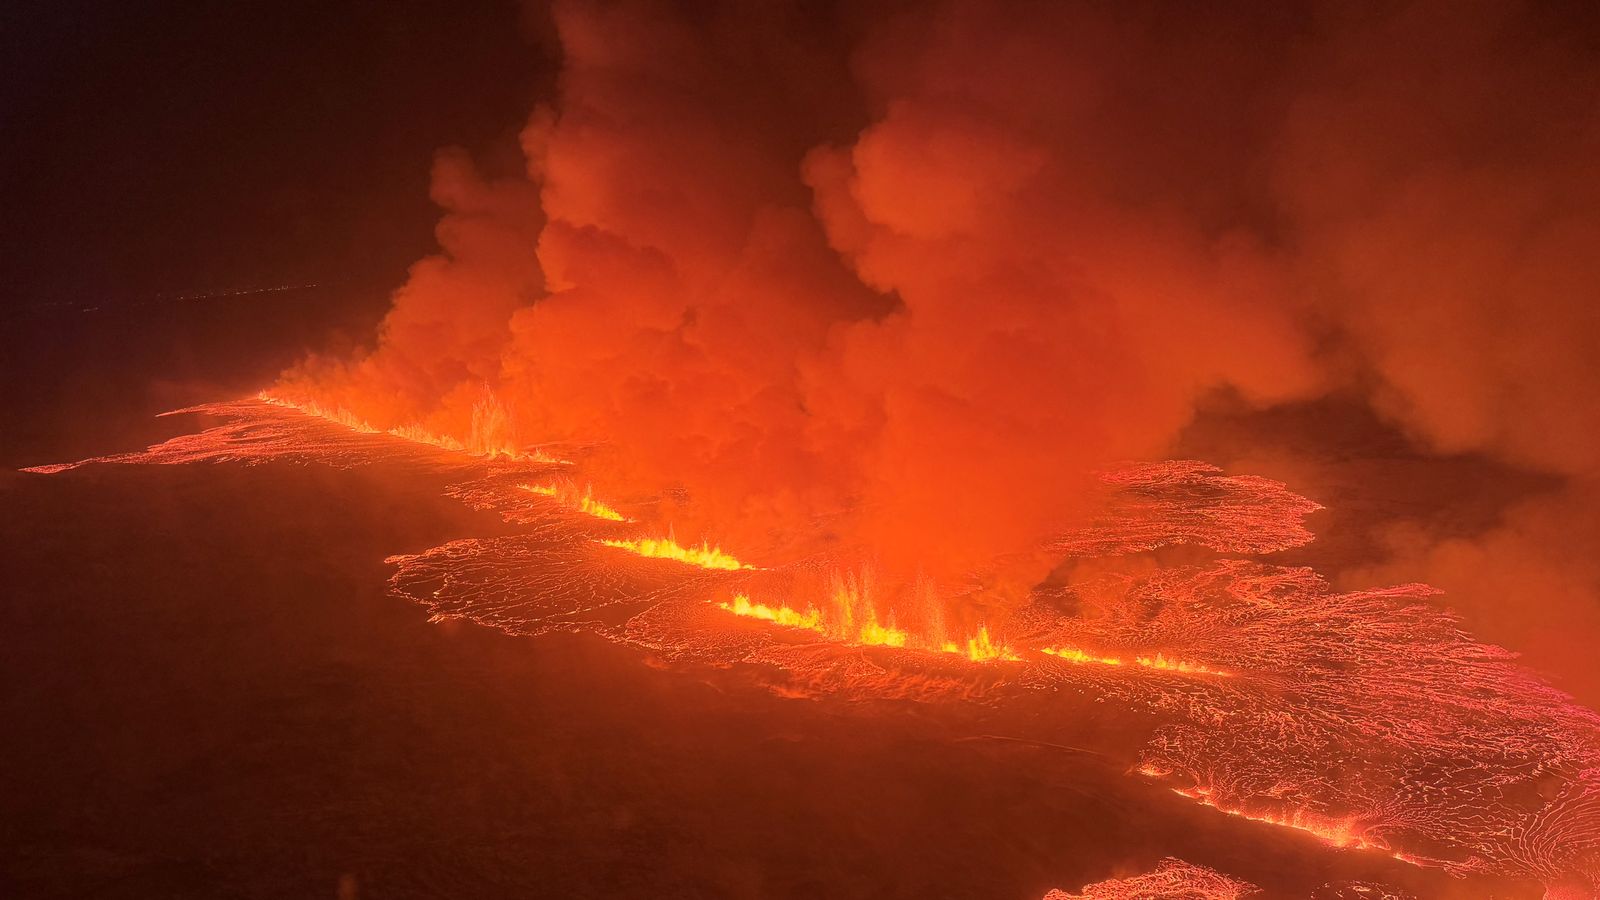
[259,392,567,464]
[942,624,1021,661]
[599,536,751,570]
[519,482,628,521]
[259,395,379,433]
[711,587,1022,664]
[718,594,824,632]
[1134,652,1230,677]
[1040,646,1125,666]
[856,607,909,647]
[1041,646,1228,677]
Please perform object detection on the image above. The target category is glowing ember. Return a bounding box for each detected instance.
[598,536,752,571]
[520,481,628,521]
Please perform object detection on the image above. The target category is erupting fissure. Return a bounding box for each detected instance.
[1042,646,1230,677]
[258,393,567,464]
[717,595,824,632]
[1166,786,1388,856]
[520,482,628,521]
[598,536,753,571]
[29,397,1600,895]
[714,588,1022,663]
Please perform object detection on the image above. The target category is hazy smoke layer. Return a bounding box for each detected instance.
[278,1,1599,646]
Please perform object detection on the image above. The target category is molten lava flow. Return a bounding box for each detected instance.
[1054,461,1323,557]
[712,578,1021,662]
[943,625,1021,662]
[1168,786,1382,853]
[855,607,909,647]
[1040,858,1420,900]
[1133,654,1230,677]
[29,402,1600,895]
[1041,646,1226,676]
[716,594,824,633]
[520,482,628,521]
[259,392,567,464]
[598,536,752,571]
[1042,858,1260,900]
[1041,646,1126,667]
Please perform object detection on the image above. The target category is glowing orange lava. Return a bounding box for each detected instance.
[1041,857,1416,900]
[520,481,628,521]
[30,401,1600,895]
[1042,858,1259,900]
[1168,785,1385,854]
[1040,646,1126,667]
[855,607,909,647]
[942,625,1021,662]
[717,595,824,632]
[714,582,1022,662]
[598,536,752,570]
[1040,646,1228,676]
[258,392,566,464]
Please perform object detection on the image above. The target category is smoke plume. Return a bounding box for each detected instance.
[277,0,1600,668]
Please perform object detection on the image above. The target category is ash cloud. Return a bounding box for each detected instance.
[279,0,1600,670]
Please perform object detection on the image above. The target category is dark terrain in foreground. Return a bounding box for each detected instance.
[0,296,1551,898]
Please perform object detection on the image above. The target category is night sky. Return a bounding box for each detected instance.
[1,0,553,311]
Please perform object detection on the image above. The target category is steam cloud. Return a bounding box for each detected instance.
[276,0,1600,678]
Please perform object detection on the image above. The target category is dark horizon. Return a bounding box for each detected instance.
[1,0,552,310]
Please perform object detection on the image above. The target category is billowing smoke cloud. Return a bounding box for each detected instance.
[1271,3,1600,699]
[278,0,1600,664]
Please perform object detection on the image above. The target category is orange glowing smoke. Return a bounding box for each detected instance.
[258,1,1600,737]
